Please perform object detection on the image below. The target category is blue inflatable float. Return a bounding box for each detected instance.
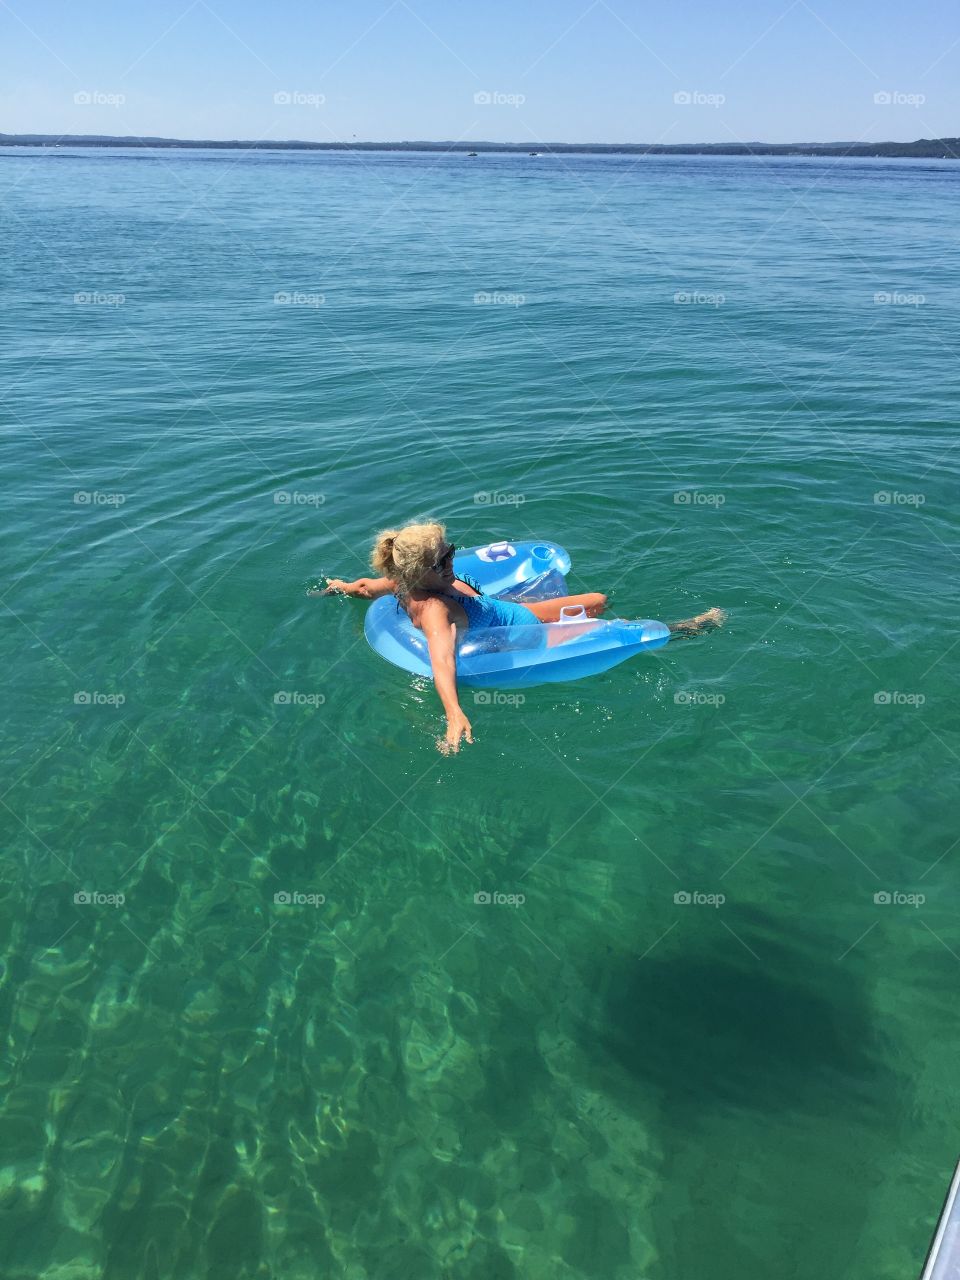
[364,539,670,689]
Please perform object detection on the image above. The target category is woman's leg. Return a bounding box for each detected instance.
[528,594,725,639]
[526,593,608,622]
[526,594,608,648]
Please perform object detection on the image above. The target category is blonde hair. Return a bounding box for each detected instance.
[371,521,447,595]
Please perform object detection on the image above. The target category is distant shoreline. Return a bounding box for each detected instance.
[1,133,958,159]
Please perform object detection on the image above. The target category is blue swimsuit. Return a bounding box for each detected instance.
[401,582,540,629]
[450,590,539,630]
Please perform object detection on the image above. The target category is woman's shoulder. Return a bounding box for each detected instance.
[406,590,470,629]
[406,592,452,619]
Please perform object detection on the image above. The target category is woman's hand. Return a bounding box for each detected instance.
[440,708,474,755]
[418,599,472,754]
[308,576,397,599]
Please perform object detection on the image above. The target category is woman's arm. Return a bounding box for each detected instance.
[418,598,473,754]
[311,576,397,599]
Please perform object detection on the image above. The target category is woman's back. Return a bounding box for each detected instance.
[406,581,537,632]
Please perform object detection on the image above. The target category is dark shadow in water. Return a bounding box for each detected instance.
[573,908,912,1280]
[588,919,891,1114]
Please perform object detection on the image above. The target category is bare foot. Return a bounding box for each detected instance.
[669,606,726,638]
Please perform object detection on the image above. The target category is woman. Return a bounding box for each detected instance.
[318,521,723,754]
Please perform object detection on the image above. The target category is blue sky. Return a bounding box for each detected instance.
[1,0,957,144]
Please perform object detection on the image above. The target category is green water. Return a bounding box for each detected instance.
[2,145,959,1278]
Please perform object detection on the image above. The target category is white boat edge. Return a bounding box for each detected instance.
[921,1157,960,1280]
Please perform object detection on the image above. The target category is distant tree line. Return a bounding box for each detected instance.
[1,134,957,158]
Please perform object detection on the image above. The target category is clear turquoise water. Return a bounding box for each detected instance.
[2,145,959,1279]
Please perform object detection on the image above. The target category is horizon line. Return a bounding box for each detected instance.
[1,132,958,157]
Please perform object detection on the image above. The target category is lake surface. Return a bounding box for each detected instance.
[2,144,959,1279]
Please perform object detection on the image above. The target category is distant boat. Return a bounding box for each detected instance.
[528,151,540,156]
[467,151,478,157]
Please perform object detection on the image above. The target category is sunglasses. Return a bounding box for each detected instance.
[431,543,459,572]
